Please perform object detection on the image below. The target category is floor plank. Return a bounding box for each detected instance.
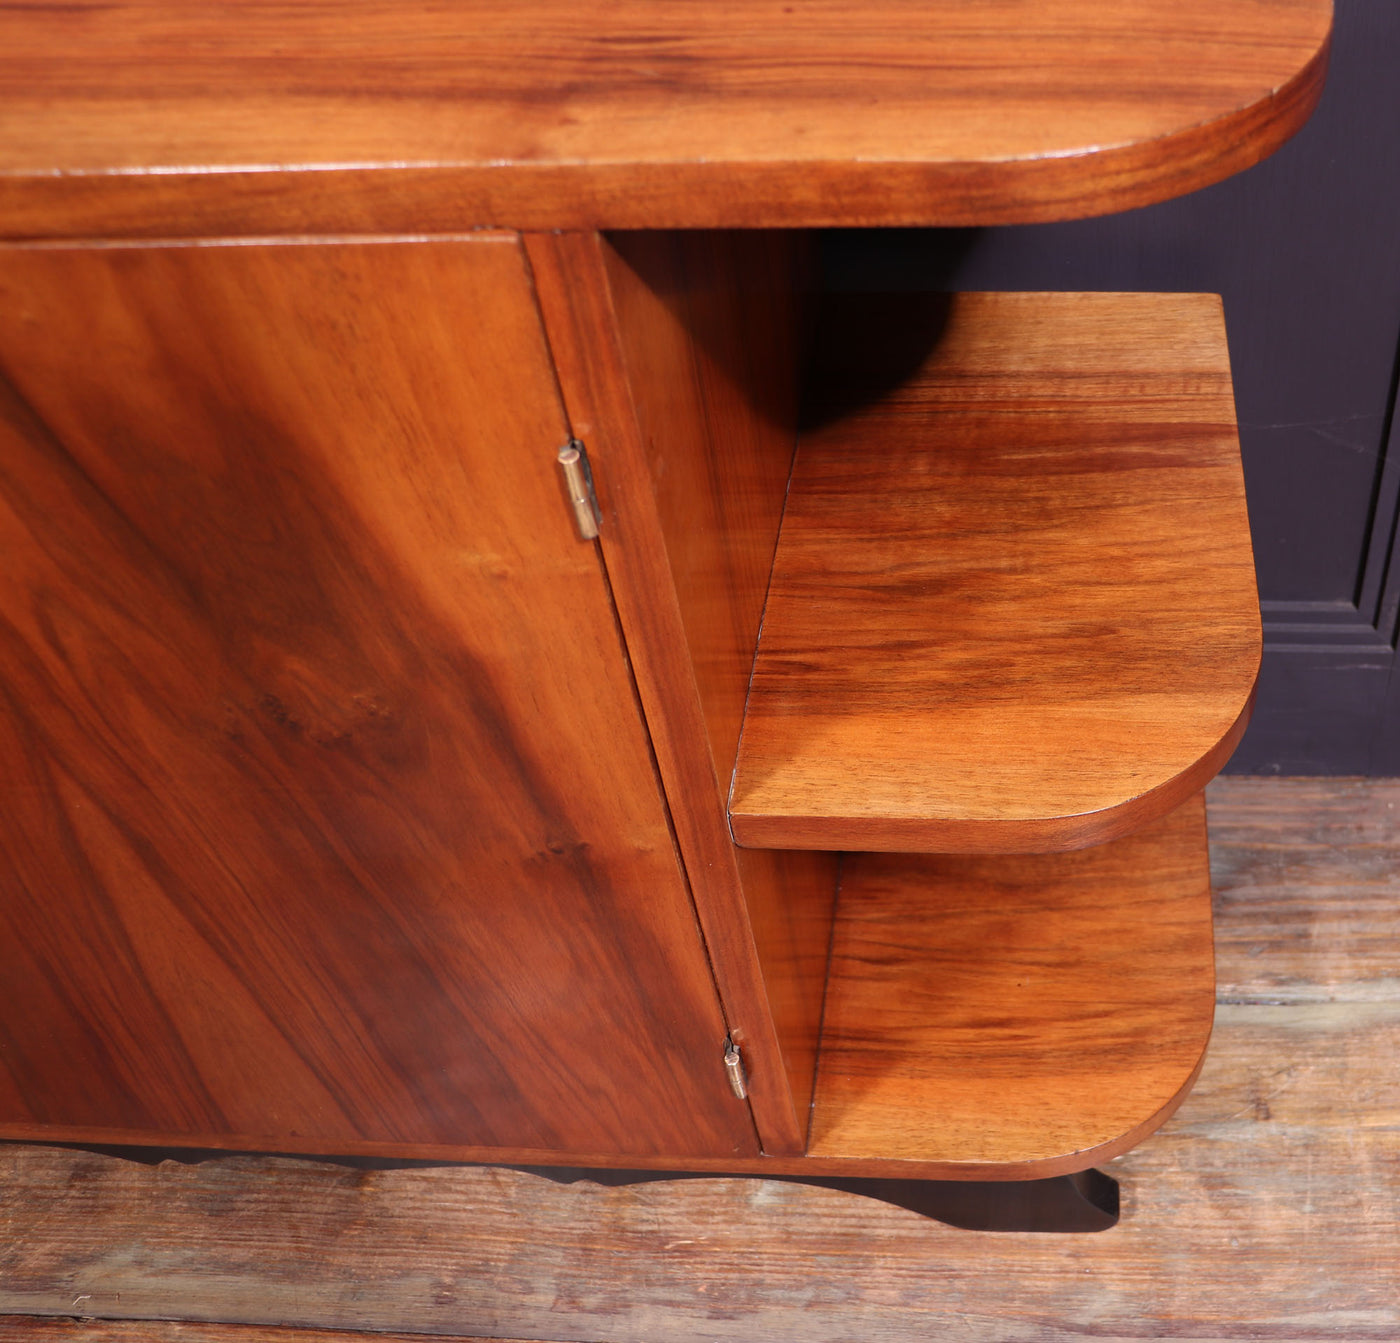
[0,1325,535,1343]
[1209,776,1400,1002]
[0,777,1396,1343]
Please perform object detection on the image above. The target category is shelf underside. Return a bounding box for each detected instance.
[731,291,1261,854]
[806,793,1215,1176]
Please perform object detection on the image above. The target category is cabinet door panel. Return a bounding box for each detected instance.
[0,237,755,1158]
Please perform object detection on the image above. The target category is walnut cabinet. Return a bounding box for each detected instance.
[0,0,1332,1195]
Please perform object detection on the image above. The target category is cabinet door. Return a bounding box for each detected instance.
[0,237,756,1159]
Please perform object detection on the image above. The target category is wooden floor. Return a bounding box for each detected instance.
[1,777,1397,1343]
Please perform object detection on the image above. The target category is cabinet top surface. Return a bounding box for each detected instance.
[0,0,1331,234]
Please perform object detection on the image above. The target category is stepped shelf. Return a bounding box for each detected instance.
[806,793,1215,1177]
[730,291,1262,854]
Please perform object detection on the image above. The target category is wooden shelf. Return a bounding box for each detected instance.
[0,0,1330,235]
[731,292,1261,854]
[805,793,1215,1177]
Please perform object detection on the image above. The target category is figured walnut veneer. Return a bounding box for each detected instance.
[732,292,1261,854]
[0,237,756,1160]
[0,0,1330,235]
[809,793,1216,1177]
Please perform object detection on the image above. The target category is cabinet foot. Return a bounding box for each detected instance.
[514,1165,1119,1233]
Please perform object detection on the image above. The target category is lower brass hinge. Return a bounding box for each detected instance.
[557,440,601,540]
[723,1038,748,1099]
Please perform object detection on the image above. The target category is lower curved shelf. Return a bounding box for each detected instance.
[804,792,1215,1178]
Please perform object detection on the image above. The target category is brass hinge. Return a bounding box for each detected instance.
[723,1038,748,1100]
[557,439,601,540]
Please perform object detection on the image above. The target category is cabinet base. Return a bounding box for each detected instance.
[516,1165,1120,1233]
[41,1140,1120,1232]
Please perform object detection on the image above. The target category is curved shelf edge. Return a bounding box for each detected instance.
[730,291,1263,857]
[0,4,1332,236]
[732,680,1259,856]
[801,795,1218,1177]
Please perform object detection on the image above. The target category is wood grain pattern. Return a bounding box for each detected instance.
[0,0,1330,236]
[4,1087,1395,1342]
[732,292,1261,854]
[1208,775,1400,1003]
[600,232,840,1144]
[0,1327,530,1343]
[6,992,1395,1339]
[524,229,806,1156]
[603,233,804,795]
[728,846,838,1139]
[2,777,1393,1342]
[809,793,1215,1175]
[0,237,756,1160]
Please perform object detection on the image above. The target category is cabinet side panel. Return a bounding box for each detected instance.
[601,232,840,1134]
[0,236,757,1159]
[602,232,797,774]
[526,230,821,1153]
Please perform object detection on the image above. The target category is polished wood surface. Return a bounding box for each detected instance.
[4,778,1395,1339]
[524,229,807,1154]
[732,292,1261,854]
[601,232,840,1142]
[603,233,803,801]
[809,794,1215,1175]
[0,0,1330,236]
[0,236,756,1159]
[728,845,838,1139]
